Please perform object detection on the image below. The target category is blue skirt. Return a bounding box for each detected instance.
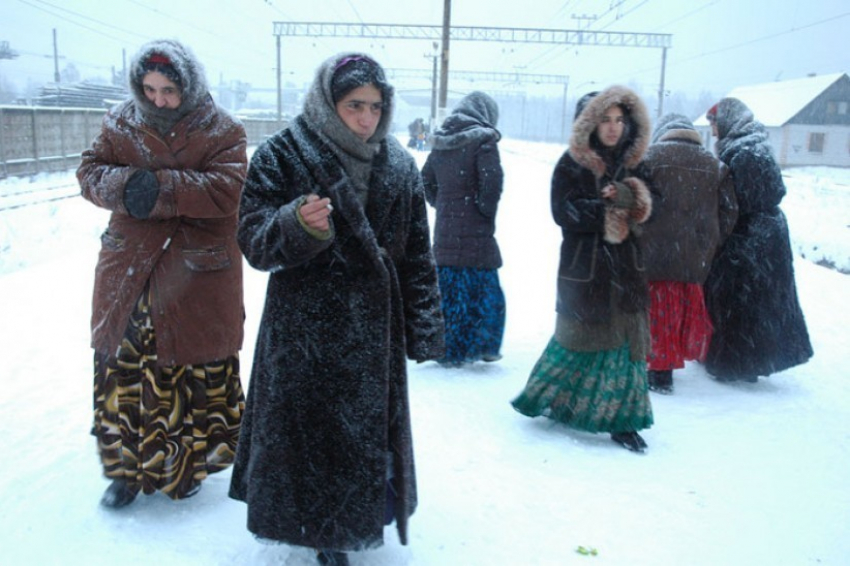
[437,266,506,365]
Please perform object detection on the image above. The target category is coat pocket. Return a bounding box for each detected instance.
[100,229,125,251]
[630,240,646,272]
[181,246,232,272]
[559,235,597,282]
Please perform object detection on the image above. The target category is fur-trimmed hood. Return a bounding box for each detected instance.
[568,85,651,177]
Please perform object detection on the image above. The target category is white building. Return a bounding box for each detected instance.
[695,72,850,168]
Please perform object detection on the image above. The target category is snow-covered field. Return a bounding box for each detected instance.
[0,138,848,565]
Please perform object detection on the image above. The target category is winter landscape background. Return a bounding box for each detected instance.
[0,137,848,565]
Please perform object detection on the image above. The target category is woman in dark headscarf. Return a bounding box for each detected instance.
[511,85,655,453]
[422,91,506,367]
[228,53,444,566]
[703,98,813,382]
[77,38,248,508]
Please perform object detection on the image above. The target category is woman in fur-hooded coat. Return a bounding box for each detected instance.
[511,85,655,453]
[421,91,506,366]
[77,39,248,507]
[228,52,445,555]
[703,98,813,381]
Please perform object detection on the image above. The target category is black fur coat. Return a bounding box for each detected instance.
[228,112,444,549]
[704,98,813,379]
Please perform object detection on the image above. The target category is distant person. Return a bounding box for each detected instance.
[228,52,445,566]
[408,116,424,149]
[77,39,248,508]
[703,98,813,382]
[422,91,506,367]
[511,86,655,453]
[640,113,738,393]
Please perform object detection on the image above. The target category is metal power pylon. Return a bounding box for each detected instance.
[272,21,671,122]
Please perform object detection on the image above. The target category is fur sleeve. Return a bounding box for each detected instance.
[604,206,630,244]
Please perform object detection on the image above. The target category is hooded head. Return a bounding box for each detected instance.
[651,112,696,144]
[128,39,209,132]
[568,85,650,176]
[574,91,600,120]
[713,97,755,140]
[303,52,394,150]
[429,91,501,150]
[452,91,499,128]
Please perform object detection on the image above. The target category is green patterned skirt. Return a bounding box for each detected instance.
[512,337,653,433]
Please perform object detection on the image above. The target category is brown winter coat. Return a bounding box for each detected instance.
[77,96,248,366]
[641,125,738,283]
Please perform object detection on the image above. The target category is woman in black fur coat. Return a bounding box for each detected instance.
[703,98,813,382]
[229,53,445,566]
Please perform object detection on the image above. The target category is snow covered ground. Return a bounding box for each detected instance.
[1,138,848,565]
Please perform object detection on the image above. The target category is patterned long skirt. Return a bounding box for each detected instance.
[436,266,506,365]
[511,337,653,433]
[91,290,245,499]
[647,281,713,371]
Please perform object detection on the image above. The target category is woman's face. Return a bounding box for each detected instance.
[142,71,182,109]
[335,84,383,141]
[597,105,626,148]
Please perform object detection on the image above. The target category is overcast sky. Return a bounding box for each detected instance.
[3,0,849,103]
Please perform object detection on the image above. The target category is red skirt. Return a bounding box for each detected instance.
[647,281,713,371]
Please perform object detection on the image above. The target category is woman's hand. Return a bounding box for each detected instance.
[601,184,618,201]
[300,194,333,232]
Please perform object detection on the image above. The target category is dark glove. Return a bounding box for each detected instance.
[124,169,160,219]
[610,181,635,209]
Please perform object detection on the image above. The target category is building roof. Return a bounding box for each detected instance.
[694,72,847,127]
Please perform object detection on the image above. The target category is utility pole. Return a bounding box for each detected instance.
[426,42,439,128]
[276,34,282,123]
[439,0,451,122]
[52,29,60,83]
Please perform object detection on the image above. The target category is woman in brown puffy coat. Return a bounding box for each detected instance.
[641,113,738,393]
[77,39,248,508]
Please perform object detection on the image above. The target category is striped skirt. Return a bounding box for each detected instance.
[91,289,244,499]
[437,266,506,365]
[511,337,653,433]
[647,281,713,371]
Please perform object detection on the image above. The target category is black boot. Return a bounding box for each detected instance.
[611,431,648,453]
[316,550,350,565]
[648,370,674,394]
[100,478,139,509]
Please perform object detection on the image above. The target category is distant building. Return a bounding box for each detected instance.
[694,72,850,168]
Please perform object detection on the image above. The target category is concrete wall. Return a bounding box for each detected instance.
[0,105,284,179]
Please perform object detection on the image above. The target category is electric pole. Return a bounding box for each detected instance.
[53,29,60,83]
[439,0,451,122]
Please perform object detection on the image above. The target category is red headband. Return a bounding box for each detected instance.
[147,53,172,66]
